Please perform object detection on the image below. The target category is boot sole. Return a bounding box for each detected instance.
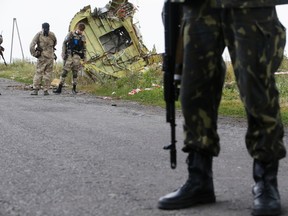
[252,208,281,216]
[158,195,216,210]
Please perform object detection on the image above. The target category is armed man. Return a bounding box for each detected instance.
[0,33,7,95]
[0,34,7,66]
[30,22,57,96]
[53,22,86,95]
[159,0,288,215]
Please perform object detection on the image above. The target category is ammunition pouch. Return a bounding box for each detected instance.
[77,52,85,59]
[73,50,84,59]
[34,47,43,58]
[66,50,72,55]
[35,51,41,58]
[63,50,71,60]
[65,49,85,59]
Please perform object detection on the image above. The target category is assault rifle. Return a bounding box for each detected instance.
[0,46,7,66]
[162,0,184,169]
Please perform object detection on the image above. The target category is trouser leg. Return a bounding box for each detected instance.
[181,4,225,156]
[72,71,78,94]
[223,7,286,215]
[224,7,286,162]
[43,59,53,92]
[159,3,223,210]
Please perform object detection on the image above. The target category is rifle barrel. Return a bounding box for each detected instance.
[162,0,183,169]
[0,52,7,66]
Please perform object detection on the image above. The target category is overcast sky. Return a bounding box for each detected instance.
[0,0,164,63]
[1,1,288,63]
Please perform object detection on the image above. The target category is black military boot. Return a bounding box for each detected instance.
[252,160,281,216]
[30,89,38,95]
[53,83,63,94]
[158,151,216,210]
[72,84,77,94]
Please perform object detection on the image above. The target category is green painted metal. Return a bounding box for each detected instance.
[69,1,161,80]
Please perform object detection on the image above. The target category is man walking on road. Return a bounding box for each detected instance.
[158,1,288,216]
[30,22,57,96]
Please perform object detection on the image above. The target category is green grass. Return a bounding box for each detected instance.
[2,58,288,126]
[0,60,35,84]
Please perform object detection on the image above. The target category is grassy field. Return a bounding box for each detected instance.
[1,57,288,125]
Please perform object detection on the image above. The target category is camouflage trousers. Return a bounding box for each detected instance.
[181,2,287,162]
[33,57,54,91]
[60,54,82,85]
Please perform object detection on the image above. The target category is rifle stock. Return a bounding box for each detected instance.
[162,0,183,169]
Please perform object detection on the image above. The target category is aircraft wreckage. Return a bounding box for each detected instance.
[69,0,162,81]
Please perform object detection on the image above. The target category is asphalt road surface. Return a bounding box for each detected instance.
[0,78,287,216]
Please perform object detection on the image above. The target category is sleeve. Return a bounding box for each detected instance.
[82,35,87,60]
[63,31,73,44]
[61,40,67,58]
[52,32,57,48]
[61,32,73,59]
[30,32,40,56]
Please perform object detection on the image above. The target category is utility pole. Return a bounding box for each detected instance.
[10,18,24,63]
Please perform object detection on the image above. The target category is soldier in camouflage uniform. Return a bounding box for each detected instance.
[53,22,86,95]
[158,1,288,215]
[30,22,57,96]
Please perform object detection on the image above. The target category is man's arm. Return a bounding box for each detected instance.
[30,32,41,57]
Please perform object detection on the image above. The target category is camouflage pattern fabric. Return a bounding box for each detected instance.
[30,31,57,59]
[32,58,54,91]
[59,31,86,86]
[181,1,287,162]
[210,0,288,8]
[60,54,82,85]
[62,31,87,61]
[30,31,57,91]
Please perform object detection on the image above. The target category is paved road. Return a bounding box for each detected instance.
[0,78,287,216]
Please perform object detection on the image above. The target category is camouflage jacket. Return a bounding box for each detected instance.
[30,31,57,59]
[211,0,288,7]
